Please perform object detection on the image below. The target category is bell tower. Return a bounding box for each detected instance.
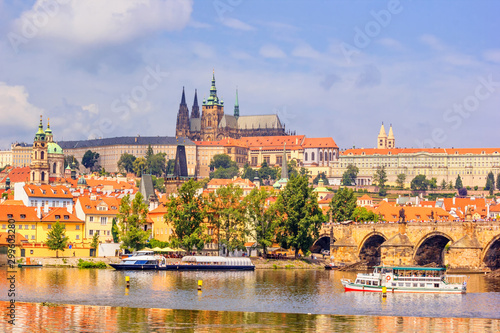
[377,123,387,149]
[175,87,190,137]
[30,115,50,184]
[201,71,224,141]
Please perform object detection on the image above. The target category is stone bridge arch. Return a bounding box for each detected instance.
[358,232,387,267]
[413,232,454,266]
[311,233,336,254]
[481,233,500,269]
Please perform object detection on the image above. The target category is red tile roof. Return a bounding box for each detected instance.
[341,148,500,156]
[24,184,72,198]
[76,195,121,215]
[41,207,83,223]
[0,166,31,183]
[241,135,305,150]
[0,205,39,222]
[302,137,338,148]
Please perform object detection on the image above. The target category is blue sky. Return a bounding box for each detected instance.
[0,0,499,150]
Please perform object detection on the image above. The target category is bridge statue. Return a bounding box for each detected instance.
[398,207,406,223]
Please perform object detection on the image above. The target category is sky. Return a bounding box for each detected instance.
[0,0,499,151]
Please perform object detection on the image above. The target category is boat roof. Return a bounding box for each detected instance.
[375,266,446,271]
[181,256,253,265]
[123,255,157,261]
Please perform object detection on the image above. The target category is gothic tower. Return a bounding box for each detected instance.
[30,116,50,184]
[201,71,224,141]
[377,123,387,149]
[175,87,190,137]
[387,124,395,149]
[191,89,200,118]
[234,88,239,118]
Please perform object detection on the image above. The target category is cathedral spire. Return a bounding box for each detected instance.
[181,86,186,105]
[191,89,200,118]
[234,88,239,118]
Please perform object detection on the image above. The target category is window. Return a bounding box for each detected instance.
[7,214,13,219]
[76,225,80,230]
[276,156,282,165]
[89,230,93,236]
[312,152,315,160]
[48,224,52,229]
[32,225,35,230]
[76,235,80,240]
[25,225,28,230]
[89,216,94,222]
[55,215,61,220]
[18,225,23,230]
[20,214,26,219]
[2,225,5,229]
[100,217,107,225]
[31,236,35,240]
[64,215,69,220]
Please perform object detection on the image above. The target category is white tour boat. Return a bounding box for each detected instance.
[341,266,468,294]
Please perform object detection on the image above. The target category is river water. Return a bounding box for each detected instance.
[1,268,499,331]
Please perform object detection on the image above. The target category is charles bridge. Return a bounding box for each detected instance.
[314,221,500,270]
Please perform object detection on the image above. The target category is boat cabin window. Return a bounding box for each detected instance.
[360,280,365,285]
[434,283,439,288]
[373,281,378,286]
[420,283,425,287]
[367,280,372,286]
[391,283,396,287]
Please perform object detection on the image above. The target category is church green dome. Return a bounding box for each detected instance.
[77,176,87,186]
[48,142,64,155]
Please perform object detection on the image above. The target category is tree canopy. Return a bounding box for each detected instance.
[329,187,357,222]
[258,161,279,183]
[245,187,277,255]
[455,175,463,190]
[64,155,80,169]
[373,166,388,188]
[165,179,209,252]
[396,173,406,189]
[45,220,68,258]
[116,193,150,252]
[275,175,324,258]
[241,163,256,181]
[209,154,239,179]
[313,172,329,185]
[485,172,495,194]
[411,174,429,192]
[133,157,147,177]
[117,153,136,173]
[342,164,359,186]
[82,150,100,171]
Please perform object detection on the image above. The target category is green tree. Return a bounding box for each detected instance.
[396,173,406,189]
[145,144,154,161]
[440,179,447,190]
[111,218,120,243]
[351,206,379,222]
[448,181,454,190]
[133,157,147,176]
[258,161,279,182]
[165,179,209,252]
[275,175,324,258]
[117,153,136,173]
[245,187,277,256]
[116,193,150,252]
[45,220,68,258]
[81,150,100,171]
[91,233,99,257]
[64,155,80,169]
[151,175,166,193]
[429,177,438,190]
[209,154,239,179]
[166,159,175,175]
[342,164,359,186]
[241,163,256,181]
[148,153,166,177]
[313,172,329,185]
[329,187,357,222]
[207,184,249,256]
[411,175,429,192]
[455,175,463,189]
[373,166,388,188]
[485,172,495,195]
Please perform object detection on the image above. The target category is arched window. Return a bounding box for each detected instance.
[41,172,45,181]
[325,152,328,161]
[311,152,315,161]
[319,152,323,161]
[41,151,45,160]
[32,172,35,180]
[305,152,308,161]
[35,151,37,159]
[53,163,57,173]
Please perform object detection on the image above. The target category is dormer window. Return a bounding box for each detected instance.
[55,215,61,220]
[64,215,69,220]
[42,190,46,194]
[20,214,26,219]
[7,214,13,219]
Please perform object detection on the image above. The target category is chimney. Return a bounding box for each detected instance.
[453,197,455,205]
[44,204,49,214]
[67,203,73,215]
[37,206,41,219]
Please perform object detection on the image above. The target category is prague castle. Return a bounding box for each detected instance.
[176,72,289,141]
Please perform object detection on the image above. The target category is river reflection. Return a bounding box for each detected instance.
[0,268,499,319]
[1,302,499,333]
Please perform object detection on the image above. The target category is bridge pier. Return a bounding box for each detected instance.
[380,232,414,267]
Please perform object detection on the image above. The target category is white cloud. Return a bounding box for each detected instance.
[0,82,44,128]
[483,49,500,63]
[259,44,286,58]
[419,34,446,51]
[12,0,193,45]
[291,43,322,59]
[220,17,255,31]
[376,38,404,51]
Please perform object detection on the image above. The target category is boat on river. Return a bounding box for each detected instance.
[341,266,467,294]
[109,255,255,271]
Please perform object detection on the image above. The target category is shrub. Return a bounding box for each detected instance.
[273,264,278,269]
[77,259,107,269]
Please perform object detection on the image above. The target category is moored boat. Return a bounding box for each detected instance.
[109,255,255,271]
[341,266,467,294]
